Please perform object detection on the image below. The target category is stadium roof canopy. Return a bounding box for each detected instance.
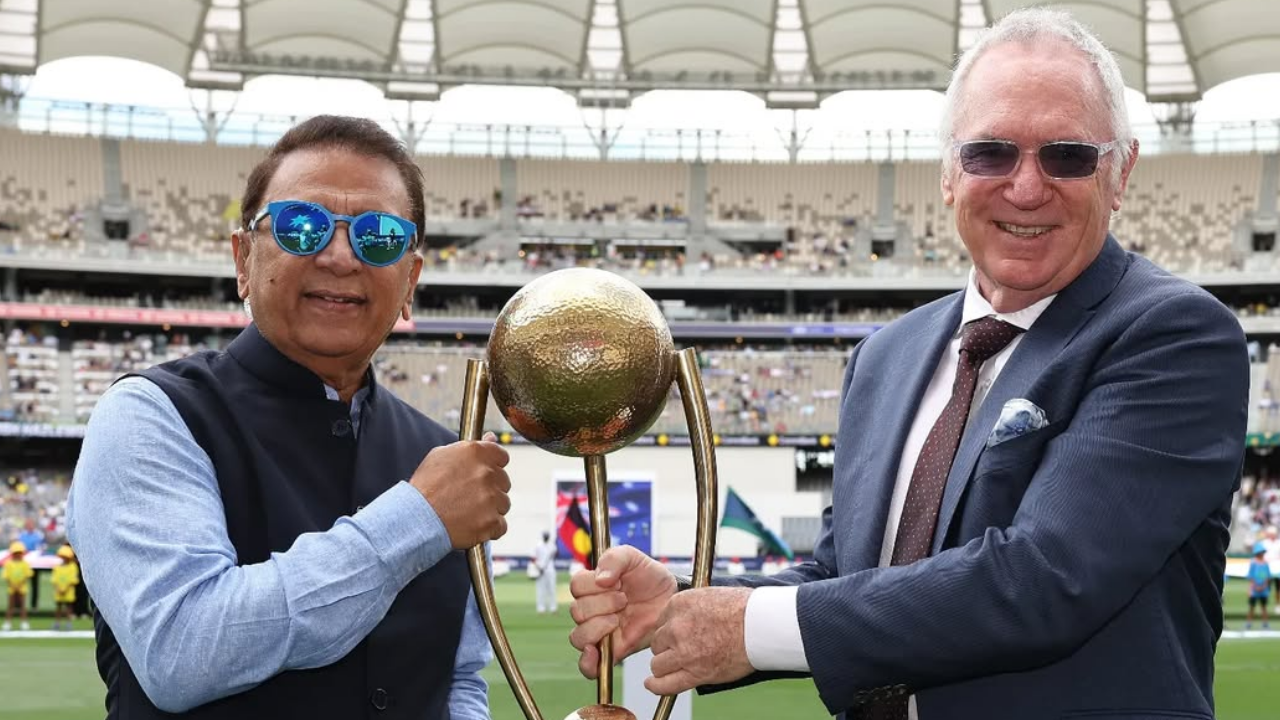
[0,0,1276,107]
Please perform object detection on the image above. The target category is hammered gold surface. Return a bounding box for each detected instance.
[488,268,676,457]
[564,705,639,720]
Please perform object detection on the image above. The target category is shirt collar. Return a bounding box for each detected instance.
[325,383,371,437]
[958,267,1057,336]
[324,383,371,407]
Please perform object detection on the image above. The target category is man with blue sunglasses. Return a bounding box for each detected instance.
[70,116,510,720]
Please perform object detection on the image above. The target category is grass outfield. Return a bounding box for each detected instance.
[0,576,1275,719]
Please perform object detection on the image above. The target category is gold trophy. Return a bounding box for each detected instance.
[457,267,719,720]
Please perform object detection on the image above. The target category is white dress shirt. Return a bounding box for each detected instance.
[743,270,1056,717]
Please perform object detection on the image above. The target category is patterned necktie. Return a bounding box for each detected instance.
[861,316,1024,720]
[891,316,1024,565]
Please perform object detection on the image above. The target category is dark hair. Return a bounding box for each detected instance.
[240,115,425,252]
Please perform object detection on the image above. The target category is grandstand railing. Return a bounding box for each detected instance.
[9,97,1280,161]
[5,237,1279,289]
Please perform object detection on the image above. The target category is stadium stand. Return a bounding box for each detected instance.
[0,127,102,255]
[3,328,60,423]
[377,344,849,437]
[7,324,1279,445]
[0,468,70,553]
[1252,345,1280,434]
[117,139,263,262]
[2,127,1272,275]
[4,327,852,436]
[707,161,877,227]
[518,158,687,223]
[1110,153,1263,273]
[70,332,201,422]
[419,155,501,220]
[895,159,966,271]
[1236,472,1280,552]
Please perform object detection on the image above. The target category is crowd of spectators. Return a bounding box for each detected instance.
[1,468,70,557]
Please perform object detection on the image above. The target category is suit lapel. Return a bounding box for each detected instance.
[931,237,1130,552]
[844,296,963,570]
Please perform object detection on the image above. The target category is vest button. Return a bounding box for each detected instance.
[370,687,389,710]
[332,418,352,437]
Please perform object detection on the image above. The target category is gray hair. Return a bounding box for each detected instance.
[939,7,1134,185]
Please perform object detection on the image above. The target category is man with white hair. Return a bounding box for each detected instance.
[567,7,1247,719]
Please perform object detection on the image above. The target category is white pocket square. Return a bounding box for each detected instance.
[987,398,1049,448]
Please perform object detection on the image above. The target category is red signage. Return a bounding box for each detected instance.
[0,303,416,332]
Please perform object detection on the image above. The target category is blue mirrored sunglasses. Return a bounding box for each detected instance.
[249,200,417,267]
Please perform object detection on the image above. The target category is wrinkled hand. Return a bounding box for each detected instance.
[645,587,754,696]
[410,432,511,549]
[569,545,676,679]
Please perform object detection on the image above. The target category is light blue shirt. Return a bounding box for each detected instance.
[67,376,492,716]
[17,529,42,555]
[1250,559,1272,597]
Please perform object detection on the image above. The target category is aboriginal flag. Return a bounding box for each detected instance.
[559,495,594,569]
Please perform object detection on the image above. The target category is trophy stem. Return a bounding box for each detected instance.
[651,348,720,720]
[460,359,545,720]
[673,348,719,590]
[584,454,614,706]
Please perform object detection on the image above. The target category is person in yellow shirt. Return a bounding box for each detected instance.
[52,545,80,631]
[3,541,33,631]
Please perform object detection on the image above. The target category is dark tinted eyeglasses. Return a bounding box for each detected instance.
[955,139,1119,180]
[249,200,417,267]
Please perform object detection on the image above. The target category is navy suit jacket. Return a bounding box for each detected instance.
[716,238,1248,719]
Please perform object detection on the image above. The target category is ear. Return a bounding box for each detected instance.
[401,253,424,321]
[1111,139,1140,212]
[941,169,956,207]
[232,229,252,300]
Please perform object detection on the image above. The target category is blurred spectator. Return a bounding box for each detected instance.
[51,544,79,631]
[1264,525,1280,596]
[2,540,32,631]
[1247,541,1272,630]
[18,519,43,556]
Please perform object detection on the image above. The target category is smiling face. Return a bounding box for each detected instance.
[232,146,423,384]
[942,40,1138,312]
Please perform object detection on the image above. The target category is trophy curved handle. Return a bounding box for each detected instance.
[460,359,545,720]
[652,347,720,720]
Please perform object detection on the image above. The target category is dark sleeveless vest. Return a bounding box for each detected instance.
[91,324,471,719]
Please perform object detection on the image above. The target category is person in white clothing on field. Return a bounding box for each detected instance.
[534,531,558,614]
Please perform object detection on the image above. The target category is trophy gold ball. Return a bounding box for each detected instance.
[458,266,717,720]
[487,267,677,457]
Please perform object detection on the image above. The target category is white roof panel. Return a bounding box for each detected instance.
[245,0,400,62]
[805,3,956,80]
[10,0,1280,100]
[437,2,588,69]
[39,0,204,77]
[621,1,772,74]
[1173,0,1280,90]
